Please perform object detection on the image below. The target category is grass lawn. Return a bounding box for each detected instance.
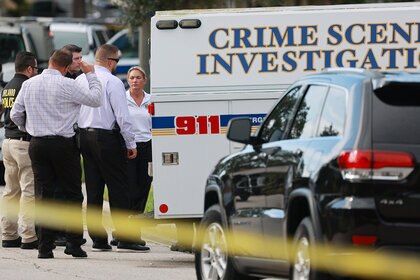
[103,185,154,213]
[83,157,154,213]
[144,186,154,213]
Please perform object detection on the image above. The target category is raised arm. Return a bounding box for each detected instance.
[73,62,102,107]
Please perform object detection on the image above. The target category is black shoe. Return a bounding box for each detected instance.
[170,243,193,253]
[110,238,118,246]
[2,237,22,248]
[64,245,88,258]
[111,238,146,246]
[117,241,150,253]
[38,251,54,259]
[92,242,112,252]
[170,244,178,251]
[54,236,67,247]
[21,240,39,250]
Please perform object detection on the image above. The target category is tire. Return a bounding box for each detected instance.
[291,217,329,280]
[195,204,259,280]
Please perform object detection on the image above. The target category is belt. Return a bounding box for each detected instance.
[8,136,31,142]
[32,135,72,140]
[81,127,117,135]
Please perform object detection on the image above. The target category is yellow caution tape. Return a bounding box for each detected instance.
[1,197,419,279]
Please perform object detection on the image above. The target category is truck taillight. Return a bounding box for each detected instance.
[148,102,155,115]
[338,150,415,181]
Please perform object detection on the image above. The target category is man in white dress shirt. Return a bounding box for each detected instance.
[11,48,102,259]
[77,44,149,252]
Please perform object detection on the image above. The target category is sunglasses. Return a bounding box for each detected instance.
[107,57,120,63]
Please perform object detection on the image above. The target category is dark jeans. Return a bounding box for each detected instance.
[28,136,84,253]
[128,140,152,213]
[54,130,81,239]
[80,128,134,244]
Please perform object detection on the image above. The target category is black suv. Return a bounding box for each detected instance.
[195,68,420,280]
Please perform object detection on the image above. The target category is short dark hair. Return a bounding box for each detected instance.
[50,48,72,68]
[62,44,82,53]
[15,51,37,72]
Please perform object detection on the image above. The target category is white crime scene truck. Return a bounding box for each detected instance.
[149,2,420,221]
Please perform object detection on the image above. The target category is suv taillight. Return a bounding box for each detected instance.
[338,150,415,181]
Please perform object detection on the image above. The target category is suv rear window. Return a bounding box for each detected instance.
[373,83,420,145]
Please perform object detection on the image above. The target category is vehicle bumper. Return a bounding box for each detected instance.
[323,196,420,249]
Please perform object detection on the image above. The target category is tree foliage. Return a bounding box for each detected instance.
[114,0,230,28]
[115,0,416,28]
[0,0,31,16]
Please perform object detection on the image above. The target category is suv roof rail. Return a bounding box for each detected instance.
[322,67,383,78]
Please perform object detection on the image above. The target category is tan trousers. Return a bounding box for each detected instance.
[1,139,37,243]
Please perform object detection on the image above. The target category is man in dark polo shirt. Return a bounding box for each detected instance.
[1,51,38,250]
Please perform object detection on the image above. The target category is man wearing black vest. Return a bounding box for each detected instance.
[1,51,38,249]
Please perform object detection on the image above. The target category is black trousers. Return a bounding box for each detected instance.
[80,128,133,244]
[28,136,84,253]
[128,140,153,213]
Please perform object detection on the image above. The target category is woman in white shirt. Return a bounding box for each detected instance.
[126,66,152,221]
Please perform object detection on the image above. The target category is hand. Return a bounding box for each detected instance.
[81,61,95,74]
[127,148,137,159]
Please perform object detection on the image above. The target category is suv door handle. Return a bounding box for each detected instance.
[233,221,251,225]
[294,149,303,157]
[259,152,267,158]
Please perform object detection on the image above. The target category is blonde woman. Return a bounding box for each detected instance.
[126,66,153,245]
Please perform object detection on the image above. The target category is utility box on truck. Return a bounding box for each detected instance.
[150,2,420,220]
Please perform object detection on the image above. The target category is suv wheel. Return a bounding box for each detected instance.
[291,217,328,280]
[195,204,259,280]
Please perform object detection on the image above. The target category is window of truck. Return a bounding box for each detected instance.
[52,31,90,55]
[0,34,25,63]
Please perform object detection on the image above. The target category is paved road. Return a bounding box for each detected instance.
[0,238,195,280]
[0,185,196,280]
